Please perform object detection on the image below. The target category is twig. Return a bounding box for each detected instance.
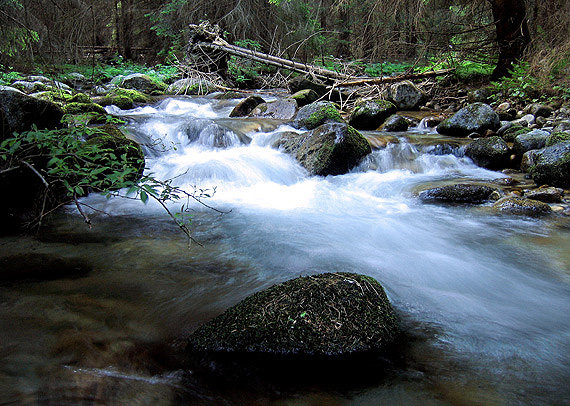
[74,194,92,228]
[21,160,49,188]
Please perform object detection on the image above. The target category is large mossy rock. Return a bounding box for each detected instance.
[294,101,345,130]
[187,273,399,356]
[512,130,549,157]
[120,73,167,94]
[419,184,497,204]
[464,136,511,170]
[529,142,570,187]
[385,80,425,110]
[348,99,397,130]
[1,86,64,142]
[546,132,570,147]
[437,103,500,137]
[279,123,371,176]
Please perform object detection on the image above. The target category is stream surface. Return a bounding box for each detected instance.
[1,95,570,406]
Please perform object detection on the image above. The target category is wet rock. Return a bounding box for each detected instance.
[512,129,549,157]
[63,101,106,116]
[468,87,492,103]
[229,96,265,117]
[464,136,511,170]
[288,76,327,96]
[495,102,516,120]
[385,80,425,110]
[521,149,541,172]
[437,103,500,137]
[523,186,563,203]
[166,78,216,95]
[492,197,552,216]
[120,73,167,94]
[186,272,399,356]
[249,98,297,120]
[546,132,570,147]
[383,114,408,132]
[501,125,531,142]
[553,121,570,134]
[294,101,345,130]
[348,99,396,130]
[1,86,64,142]
[418,184,497,204]
[529,141,570,187]
[279,123,371,176]
[291,89,319,107]
[513,114,536,127]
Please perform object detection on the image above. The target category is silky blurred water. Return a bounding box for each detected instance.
[1,96,569,406]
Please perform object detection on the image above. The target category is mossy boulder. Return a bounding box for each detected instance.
[348,99,397,130]
[291,89,320,107]
[437,103,500,137]
[492,197,552,216]
[249,99,298,120]
[279,123,371,176]
[294,101,345,130]
[529,141,570,187]
[464,136,511,170]
[292,101,345,130]
[120,73,167,94]
[502,126,531,142]
[419,184,498,204]
[63,101,106,116]
[385,80,425,110]
[383,114,409,132]
[1,86,64,142]
[512,130,549,157]
[230,95,265,117]
[546,132,570,147]
[186,272,399,356]
[99,94,133,110]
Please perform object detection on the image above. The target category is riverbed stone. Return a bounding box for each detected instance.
[1,86,64,142]
[525,103,554,118]
[291,89,320,107]
[418,184,497,204]
[502,126,531,142]
[230,95,265,117]
[546,131,570,147]
[383,114,409,132]
[293,101,345,130]
[529,141,570,187]
[120,73,167,94]
[464,136,511,170]
[249,98,297,120]
[512,129,550,157]
[186,272,399,356]
[348,99,396,130]
[523,186,563,203]
[386,80,425,110]
[437,103,500,137]
[492,196,552,216]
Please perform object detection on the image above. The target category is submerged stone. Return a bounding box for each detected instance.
[186,272,399,357]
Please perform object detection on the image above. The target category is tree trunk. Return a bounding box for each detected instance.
[491,0,530,79]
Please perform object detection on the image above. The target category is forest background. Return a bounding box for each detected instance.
[1,0,570,102]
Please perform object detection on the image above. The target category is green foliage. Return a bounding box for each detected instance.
[364,61,414,77]
[228,39,272,85]
[491,62,538,104]
[0,66,24,85]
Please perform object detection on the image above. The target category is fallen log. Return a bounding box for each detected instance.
[335,68,456,87]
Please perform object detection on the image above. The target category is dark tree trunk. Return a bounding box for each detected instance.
[120,0,133,60]
[491,0,531,79]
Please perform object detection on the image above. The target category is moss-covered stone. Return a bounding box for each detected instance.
[546,132,570,147]
[187,272,399,356]
[464,136,511,170]
[294,101,345,130]
[348,99,397,130]
[63,102,106,116]
[109,88,150,103]
[502,126,531,142]
[99,94,134,110]
[419,184,497,204]
[291,89,320,107]
[529,141,570,187]
[69,93,92,104]
[437,103,500,137]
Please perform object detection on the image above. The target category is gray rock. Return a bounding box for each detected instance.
[419,184,497,204]
[294,101,345,130]
[120,73,167,94]
[492,197,552,216]
[468,87,491,103]
[291,89,319,107]
[0,86,64,142]
[437,103,500,137]
[464,136,511,170]
[383,114,408,132]
[525,103,554,118]
[386,80,425,110]
[512,129,550,156]
[186,272,399,356]
[229,96,265,117]
[249,98,297,120]
[553,121,570,133]
[348,99,396,130]
[279,123,371,176]
[529,141,570,187]
[546,132,570,146]
[521,149,541,172]
[495,102,516,120]
[513,114,536,127]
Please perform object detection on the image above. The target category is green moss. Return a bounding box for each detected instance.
[110,87,150,103]
[63,102,106,115]
[546,132,570,147]
[69,93,92,104]
[100,94,134,110]
[32,90,74,106]
[306,105,343,129]
[502,126,531,142]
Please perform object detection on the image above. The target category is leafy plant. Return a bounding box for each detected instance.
[491,61,538,104]
[227,39,272,85]
[0,66,24,85]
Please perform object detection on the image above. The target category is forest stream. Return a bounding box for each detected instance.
[1,95,570,406]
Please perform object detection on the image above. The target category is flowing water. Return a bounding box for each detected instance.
[1,95,570,406]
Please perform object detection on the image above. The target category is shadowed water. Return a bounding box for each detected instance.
[1,96,569,406]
